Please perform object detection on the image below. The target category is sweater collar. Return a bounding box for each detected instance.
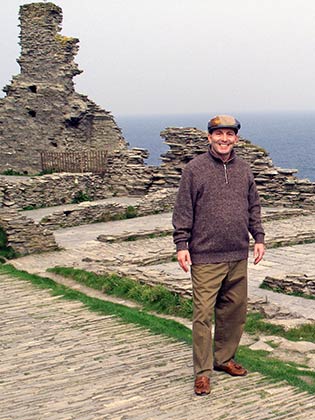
[208,147,236,164]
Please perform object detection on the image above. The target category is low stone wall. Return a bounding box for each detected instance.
[152,128,315,209]
[26,188,177,230]
[0,148,153,210]
[0,209,58,256]
[34,201,134,230]
[0,127,314,213]
[262,274,315,297]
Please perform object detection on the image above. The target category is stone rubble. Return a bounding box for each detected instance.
[0,208,58,256]
[262,273,315,297]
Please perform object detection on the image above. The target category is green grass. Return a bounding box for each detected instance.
[48,266,193,319]
[1,264,315,394]
[1,169,25,176]
[245,312,315,343]
[110,206,139,221]
[0,227,17,260]
[49,267,315,344]
[71,190,91,204]
[0,264,192,345]
[237,346,315,394]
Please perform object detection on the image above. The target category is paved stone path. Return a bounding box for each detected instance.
[12,209,315,321]
[1,273,315,419]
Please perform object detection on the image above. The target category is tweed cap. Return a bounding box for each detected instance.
[208,115,241,134]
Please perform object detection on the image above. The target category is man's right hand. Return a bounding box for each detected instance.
[177,250,192,272]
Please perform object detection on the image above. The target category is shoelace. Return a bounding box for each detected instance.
[230,361,243,369]
[195,377,209,388]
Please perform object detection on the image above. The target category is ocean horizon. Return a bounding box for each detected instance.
[116,111,315,182]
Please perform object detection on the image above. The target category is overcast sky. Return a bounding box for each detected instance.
[1,0,315,115]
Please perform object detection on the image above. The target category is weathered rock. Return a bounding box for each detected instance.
[0,209,58,255]
[0,3,127,174]
[154,127,315,209]
[249,340,274,352]
[262,274,315,297]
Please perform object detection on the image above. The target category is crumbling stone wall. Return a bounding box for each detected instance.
[0,148,153,209]
[0,209,58,256]
[0,2,126,175]
[0,126,314,211]
[150,127,315,209]
[23,188,177,231]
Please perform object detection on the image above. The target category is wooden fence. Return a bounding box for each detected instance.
[40,150,108,174]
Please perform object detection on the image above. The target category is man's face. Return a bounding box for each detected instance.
[208,128,238,159]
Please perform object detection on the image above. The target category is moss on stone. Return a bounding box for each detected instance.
[55,34,76,46]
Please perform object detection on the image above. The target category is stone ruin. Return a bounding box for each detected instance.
[158,128,315,209]
[0,2,315,257]
[0,2,127,174]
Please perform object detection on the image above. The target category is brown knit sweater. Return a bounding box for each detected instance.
[172,148,265,264]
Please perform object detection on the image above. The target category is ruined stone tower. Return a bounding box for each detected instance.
[0,2,127,174]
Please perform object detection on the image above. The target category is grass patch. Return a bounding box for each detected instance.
[71,190,91,204]
[48,266,193,319]
[49,267,315,344]
[109,206,139,221]
[245,312,315,343]
[237,346,315,394]
[1,169,25,176]
[0,264,192,345]
[125,206,138,219]
[1,264,315,394]
[0,227,17,261]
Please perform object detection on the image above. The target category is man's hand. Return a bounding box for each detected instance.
[254,243,265,265]
[177,250,192,272]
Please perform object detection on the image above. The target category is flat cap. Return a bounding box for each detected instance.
[208,115,241,133]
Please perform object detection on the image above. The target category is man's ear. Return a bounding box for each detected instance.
[208,134,212,144]
[235,134,239,143]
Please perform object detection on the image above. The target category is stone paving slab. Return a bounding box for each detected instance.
[52,212,315,249]
[96,244,315,320]
[10,210,315,321]
[1,273,315,420]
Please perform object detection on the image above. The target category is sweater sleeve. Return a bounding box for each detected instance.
[248,172,265,243]
[172,166,195,252]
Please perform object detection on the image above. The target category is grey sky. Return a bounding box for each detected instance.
[1,0,315,115]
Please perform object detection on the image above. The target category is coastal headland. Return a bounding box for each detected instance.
[0,3,314,418]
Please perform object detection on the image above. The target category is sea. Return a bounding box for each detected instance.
[116,112,315,182]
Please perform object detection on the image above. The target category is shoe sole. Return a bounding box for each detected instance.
[195,390,211,396]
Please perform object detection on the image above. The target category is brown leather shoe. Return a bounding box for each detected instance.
[214,360,248,376]
[194,375,211,396]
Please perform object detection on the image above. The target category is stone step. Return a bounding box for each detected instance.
[1,274,314,419]
[52,211,315,252]
[20,194,310,231]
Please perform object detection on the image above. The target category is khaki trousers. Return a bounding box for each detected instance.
[191,260,248,377]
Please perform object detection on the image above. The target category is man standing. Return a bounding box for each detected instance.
[172,115,265,396]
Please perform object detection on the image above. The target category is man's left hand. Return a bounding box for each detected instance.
[254,243,265,265]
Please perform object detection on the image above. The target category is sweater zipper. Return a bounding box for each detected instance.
[223,163,228,184]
